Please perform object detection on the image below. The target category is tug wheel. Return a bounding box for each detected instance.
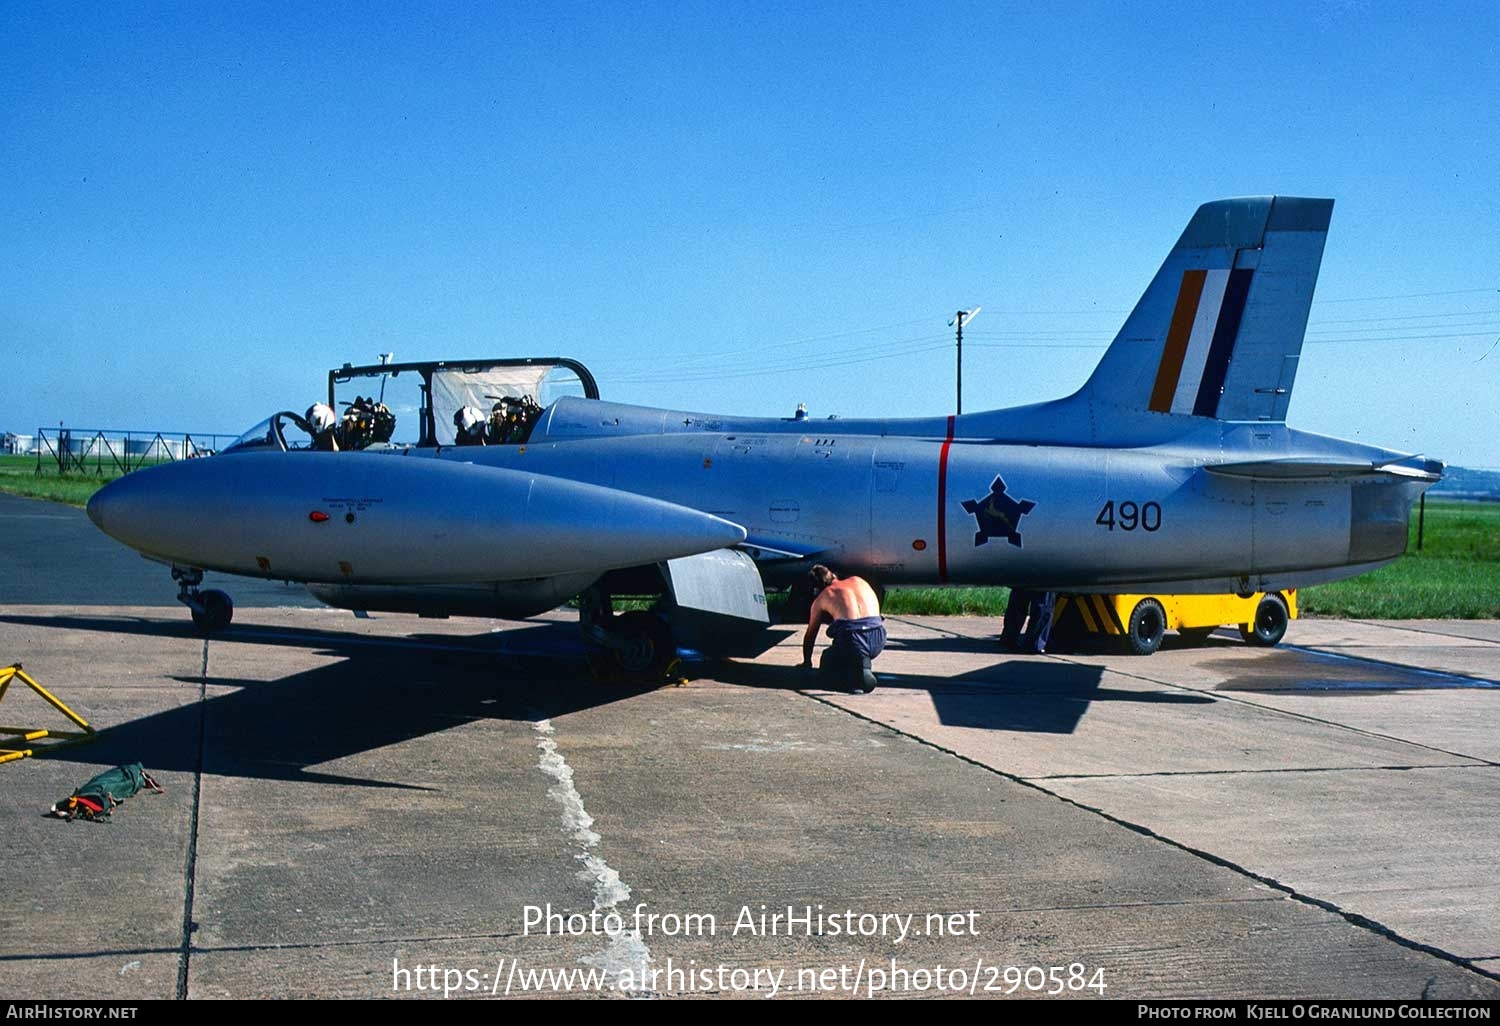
[1240,594,1289,647]
[1125,598,1166,656]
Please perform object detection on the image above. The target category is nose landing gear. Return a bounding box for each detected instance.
[172,566,235,634]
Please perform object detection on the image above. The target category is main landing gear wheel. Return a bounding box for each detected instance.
[611,610,674,676]
[1126,597,1166,656]
[1240,593,1289,647]
[781,580,814,625]
[577,587,680,681]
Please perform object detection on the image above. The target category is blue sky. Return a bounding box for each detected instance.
[4,2,1498,465]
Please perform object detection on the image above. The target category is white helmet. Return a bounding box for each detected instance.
[454,405,486,437]
[306,403,337,434]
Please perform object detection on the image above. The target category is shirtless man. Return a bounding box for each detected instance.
[801,565,886,692]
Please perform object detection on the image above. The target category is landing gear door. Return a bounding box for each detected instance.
[663,548,773,656]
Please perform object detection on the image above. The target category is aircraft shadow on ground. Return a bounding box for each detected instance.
[1202,649,1500,695]
[3,613,652,789]
[0,610,579,659]
[882,629,1245,658]
[5,611,1215,776]
[880,634,1007,656]
[706,657,1214,734]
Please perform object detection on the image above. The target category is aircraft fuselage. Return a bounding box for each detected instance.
[443,420,1424,595]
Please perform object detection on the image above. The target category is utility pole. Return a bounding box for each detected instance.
[949,307,981,415]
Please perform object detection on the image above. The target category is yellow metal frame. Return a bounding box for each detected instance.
[1057,590,1299,637]
[0,664,96,764]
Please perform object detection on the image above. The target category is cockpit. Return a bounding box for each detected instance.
[221,411,321,454]
[220,357,600,456]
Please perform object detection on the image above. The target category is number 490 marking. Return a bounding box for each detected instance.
[1096,500,1161,532]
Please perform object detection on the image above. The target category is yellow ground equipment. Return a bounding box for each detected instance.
[0,664,96,764]
[1054,591,1297,656]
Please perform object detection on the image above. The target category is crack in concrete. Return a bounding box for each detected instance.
[1032,763,1493,781]
[1282,642,1500,688]
[1347,621,1500,646]
[176,638,209,999]
[1037,652,1500,770]
[797,689,1500,986]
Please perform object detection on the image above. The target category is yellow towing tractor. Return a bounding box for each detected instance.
[1051,590,1297,656]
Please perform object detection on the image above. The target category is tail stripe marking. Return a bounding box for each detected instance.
[937,415,955,583]
[1192,268,1255,417]
[1169,269,1230,414]
[1149,270,1208,412]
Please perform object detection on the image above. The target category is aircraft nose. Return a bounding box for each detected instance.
[83,459,230,567]
[85,470,165,549]
[86,487,106,531]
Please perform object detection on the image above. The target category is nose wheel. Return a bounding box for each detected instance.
[172,567,235,634]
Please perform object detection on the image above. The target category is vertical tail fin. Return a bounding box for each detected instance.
[1081,196,1333,423]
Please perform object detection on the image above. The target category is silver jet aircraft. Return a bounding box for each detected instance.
[86,197,1442,671]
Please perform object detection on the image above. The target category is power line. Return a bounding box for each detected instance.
[591,316,937,374]
[622,325,1500,385]
[968,329,1500,352]
[1308,320,1500,337]
[1304,330,1500,345]
[612,336,954,385]
[944,285,1500,320]
[623,329,954,371]
[600,284,1500,388]
[1309,307,1500,326]
[964,329,1113,339]
[609,322,1499,388]
[614,342,954,386]
[966,342,1109,350]
[1313,286,1499,304]
[964,318,1500,341]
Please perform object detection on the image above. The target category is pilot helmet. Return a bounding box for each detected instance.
[305,403,337,434]
[454,405,486,437]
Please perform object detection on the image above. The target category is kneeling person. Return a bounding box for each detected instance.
[801,565,886,693]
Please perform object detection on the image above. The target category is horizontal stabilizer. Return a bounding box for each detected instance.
[1203,456,1444,481]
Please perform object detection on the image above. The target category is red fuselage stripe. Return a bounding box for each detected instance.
[937,415,955,582]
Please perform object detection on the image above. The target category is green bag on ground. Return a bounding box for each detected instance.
[49,762,164,821]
